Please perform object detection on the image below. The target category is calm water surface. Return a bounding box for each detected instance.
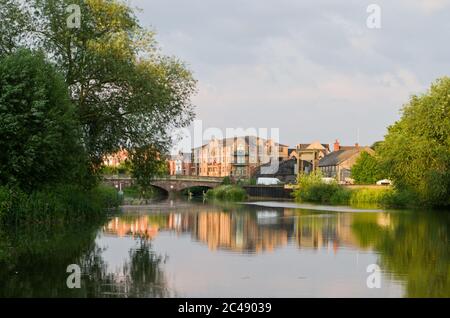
[0,199,449,297]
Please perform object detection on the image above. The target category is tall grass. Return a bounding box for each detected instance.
[293,172,410,208]
[206,185,247,201]
[349,188,392,205]
[0,184,122,226]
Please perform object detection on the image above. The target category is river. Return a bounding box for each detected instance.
[0,199,448,297]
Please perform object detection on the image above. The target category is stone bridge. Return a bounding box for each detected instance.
[103,175,223,194]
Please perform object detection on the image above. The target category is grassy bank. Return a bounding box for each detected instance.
[294,185,415,208]
[206,185,247,201]
[0,184,121,226]
[293,173,412,208]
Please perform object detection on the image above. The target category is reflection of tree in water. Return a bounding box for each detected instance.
[351,211,450,297]
[80,235,171,298]
[0,222,101,297]
[0,221,171,297]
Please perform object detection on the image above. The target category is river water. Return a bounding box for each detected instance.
[0,199,448,297]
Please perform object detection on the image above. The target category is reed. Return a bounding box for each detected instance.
[206,185,247,201]
[0,184,121,226]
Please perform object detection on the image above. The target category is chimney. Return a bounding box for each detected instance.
[333,139,340,152]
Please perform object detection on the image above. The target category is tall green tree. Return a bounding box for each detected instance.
[1,0,196,184]
[0,50,88,190]
[378,77,450,207]
[351,151,383,184]
[0,0,29,55]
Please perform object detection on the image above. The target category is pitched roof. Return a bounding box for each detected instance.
[297,143,330,150]
[254,158,311,176]
[319,147,374,167]
[191,136,288,151]
[319,149,359,167]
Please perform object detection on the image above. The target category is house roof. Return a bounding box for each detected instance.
[192,136,288,151]
[297,143,330,150]
[319,147,373,167]
[288,148,297,156]
[254,158,312,176]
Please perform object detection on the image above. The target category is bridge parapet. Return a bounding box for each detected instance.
[103,175,223,193]
[156,175,224,182]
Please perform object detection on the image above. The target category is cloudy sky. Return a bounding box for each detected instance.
[129,0,450,150]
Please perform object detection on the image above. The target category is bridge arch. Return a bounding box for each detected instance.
[149,180,220,193]
[103,176,223,195]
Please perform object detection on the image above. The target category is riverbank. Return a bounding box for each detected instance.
[0,184,121,226]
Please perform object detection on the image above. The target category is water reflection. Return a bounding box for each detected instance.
[105,205,361,254]
[0,200,448,297]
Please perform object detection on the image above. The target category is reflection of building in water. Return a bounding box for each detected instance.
[285,209,359,252]
[104,216,161,239]
[194,212,289,253]
[105,206,362,253]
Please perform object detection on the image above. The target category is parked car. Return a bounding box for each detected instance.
[256,177,282,185]
[376,179,393,185]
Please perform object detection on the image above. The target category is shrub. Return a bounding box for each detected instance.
[0,185,121,226]
[222,176,232,185]
[206,185,247,201]
[330,187,352,204]
[293,171,411,208]
[294,171,349,204]
[351,151,384,184]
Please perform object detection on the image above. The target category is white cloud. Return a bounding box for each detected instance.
[130,0,449,146]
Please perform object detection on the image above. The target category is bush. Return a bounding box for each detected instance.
[0,185,121,226]
[222,176,232,185]
[330,187,352,204]
[351,151,384,184]
[206,185,247,201]
[378,189,416,208]
[294,171,350,204]
[293,171,411,208]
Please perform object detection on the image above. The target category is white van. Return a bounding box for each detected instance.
[256,177,282,185]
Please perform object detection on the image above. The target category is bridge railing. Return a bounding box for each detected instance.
[154,175,224,182]
[103,174,224,182]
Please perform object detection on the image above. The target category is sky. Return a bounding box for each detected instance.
[128,0,450,150]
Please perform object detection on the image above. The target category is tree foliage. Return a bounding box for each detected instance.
[351,151,384,184]
[378,77,450,207]
[0,0,196,185]
[0,50,87,190]
[0,0,29,55]
[129,146,168,195]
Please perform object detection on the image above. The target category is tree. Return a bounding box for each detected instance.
[0,0,29,55]
[1,0,196,184]
[129,146,168,198]
[378,77,450,207]
[0,50,88,190]
[351,151,383,184]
